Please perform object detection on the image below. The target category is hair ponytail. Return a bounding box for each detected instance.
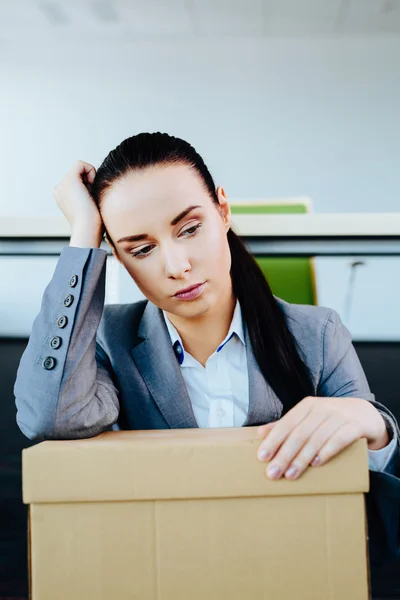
[227,229,314,412]
[92,132,315,414]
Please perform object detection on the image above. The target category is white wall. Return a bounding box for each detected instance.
[1,37,400,217]
[1,37,400,339]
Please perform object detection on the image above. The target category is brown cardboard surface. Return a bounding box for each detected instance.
[23,427,371,600]
[23,427,369,503]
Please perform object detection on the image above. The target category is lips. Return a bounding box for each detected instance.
[174,283,204,297]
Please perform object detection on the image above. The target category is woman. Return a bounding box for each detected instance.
[14,132,399,483]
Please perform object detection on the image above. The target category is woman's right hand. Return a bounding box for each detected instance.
[53,160,105,248]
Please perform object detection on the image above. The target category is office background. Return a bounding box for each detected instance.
[1,1,400,598]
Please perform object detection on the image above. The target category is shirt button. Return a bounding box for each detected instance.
[173,341,184,365]
[57,315,68,328]
[69,275,78,287]
[63,294,74,308]
[43,356,56,370]
[217,408,225,418]
[50,336,62,349]
[173,341,183,356]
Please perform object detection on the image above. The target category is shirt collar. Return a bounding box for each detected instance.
[162,298,246,365]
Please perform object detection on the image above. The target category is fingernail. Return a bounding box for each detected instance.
[267,465,281,479]
[258,449,271,461]
[285,466,297,479]
[311,456,320,466]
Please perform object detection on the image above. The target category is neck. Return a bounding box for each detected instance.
[165,286,236,367]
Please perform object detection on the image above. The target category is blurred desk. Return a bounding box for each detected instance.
[234,213,400,256]
[1,213,400,255]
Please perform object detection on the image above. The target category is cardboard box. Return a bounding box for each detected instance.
[23,427,370,599]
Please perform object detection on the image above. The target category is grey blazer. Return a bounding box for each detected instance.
[14,246,400,475]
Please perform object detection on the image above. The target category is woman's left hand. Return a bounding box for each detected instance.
[257,396,389,480]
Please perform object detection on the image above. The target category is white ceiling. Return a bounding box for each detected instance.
[0,0,400,43]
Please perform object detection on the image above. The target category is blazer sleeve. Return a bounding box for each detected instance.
[14,246,120,441]
[317,308,400,478]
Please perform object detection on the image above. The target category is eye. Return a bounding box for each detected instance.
[130,223,202,259]
[181,223,202,237]
[131,245,154,259]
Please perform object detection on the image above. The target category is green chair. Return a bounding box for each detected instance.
[230,199,317,305]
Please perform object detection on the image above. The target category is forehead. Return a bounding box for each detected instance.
[101,163,210,222]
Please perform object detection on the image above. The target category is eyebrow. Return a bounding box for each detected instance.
[116,205,203,244]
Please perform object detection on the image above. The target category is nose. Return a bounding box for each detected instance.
[163,242,191,279]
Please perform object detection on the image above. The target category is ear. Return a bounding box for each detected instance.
[105,236,123,264]
[216,186,232,232]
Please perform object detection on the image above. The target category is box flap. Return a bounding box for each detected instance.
[23,427,369,504]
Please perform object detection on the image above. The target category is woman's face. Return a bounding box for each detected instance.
[100,163,233,319]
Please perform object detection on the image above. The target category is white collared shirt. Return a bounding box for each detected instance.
[163,299,249,428]
[162,300,396,472]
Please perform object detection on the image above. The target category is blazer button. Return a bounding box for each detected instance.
[50,336,62,349]
[63,294,74,308]
[57,315,68,328]
[69,275,78,287]
[43,356,56,370]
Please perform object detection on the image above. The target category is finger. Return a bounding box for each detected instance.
[75,160,96,181]
[281,415,347,479]
[264,411,330,479]
[257,397,313,462]
[313,422,362,467]
[85,165,96,185]
[79,163,96,195]
[257,422,277,439]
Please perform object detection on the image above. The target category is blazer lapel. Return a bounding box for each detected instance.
[131,301,198,429]
[242,325,283,427]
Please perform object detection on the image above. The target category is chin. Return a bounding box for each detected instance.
[172,296,212,317]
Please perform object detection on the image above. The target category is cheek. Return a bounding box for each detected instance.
[220,239,232,272]
[121,259,162,300]
[198,225,231,272]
